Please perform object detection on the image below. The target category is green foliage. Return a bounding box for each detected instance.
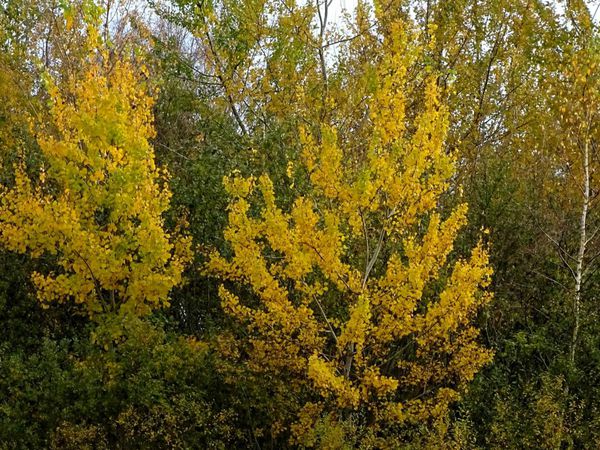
[0,320,243,449]
[6,0,600,448]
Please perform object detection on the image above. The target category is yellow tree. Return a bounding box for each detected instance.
[538,13,600,368]
[0,26,191,319]
[208,21,493,445]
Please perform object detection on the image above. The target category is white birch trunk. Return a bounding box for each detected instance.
[571,139,590,366]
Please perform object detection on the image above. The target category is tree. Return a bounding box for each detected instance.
[538,6,600,368]
[208,21,492,445]
[0,23,191,321]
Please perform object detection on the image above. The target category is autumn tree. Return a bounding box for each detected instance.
[208,21,492,446]
[537,4,600,368]
[0,22,191,320]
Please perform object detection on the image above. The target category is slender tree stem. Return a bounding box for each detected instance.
[571,138,590,366]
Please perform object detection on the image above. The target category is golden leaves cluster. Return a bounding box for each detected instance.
[209,21,493,438]
[0,42,191,318]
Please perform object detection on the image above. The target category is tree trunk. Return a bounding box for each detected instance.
[571,139,590,366]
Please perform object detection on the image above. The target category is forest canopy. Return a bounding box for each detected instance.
[1,0,600,448]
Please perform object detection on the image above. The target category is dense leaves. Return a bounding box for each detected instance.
[3,0,600,448]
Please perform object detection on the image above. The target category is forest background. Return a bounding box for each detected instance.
[1,0,600,448]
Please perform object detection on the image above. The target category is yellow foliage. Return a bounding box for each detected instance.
[208,20,493,441]
[0,37,191,319]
